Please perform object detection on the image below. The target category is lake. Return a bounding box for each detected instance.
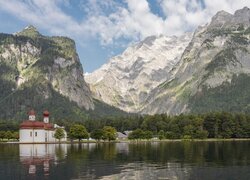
[0,141,249,180]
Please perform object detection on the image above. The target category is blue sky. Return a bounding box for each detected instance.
[0,0,250,73]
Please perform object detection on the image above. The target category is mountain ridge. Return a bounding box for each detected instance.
[0,27,128,121]
[141,6,250,115]
[87,6,250,115]
[85,32,193,113]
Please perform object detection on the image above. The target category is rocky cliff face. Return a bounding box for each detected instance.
[142,7,250,114]
[0,26,99,120]
[85,33,192,112]
[87,7,250,115]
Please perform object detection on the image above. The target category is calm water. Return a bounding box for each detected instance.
[0,141,249,180]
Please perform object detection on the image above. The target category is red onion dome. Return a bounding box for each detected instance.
[28,110,36,116]
[43,110,49,116]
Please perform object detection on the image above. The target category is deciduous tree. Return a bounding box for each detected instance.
[158,130,165,140]
[69,124,89,142]
[102,126,117,141]
[54,128,65,143]
[90,129,104,141]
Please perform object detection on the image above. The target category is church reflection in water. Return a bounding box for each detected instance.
[19,144,67,176]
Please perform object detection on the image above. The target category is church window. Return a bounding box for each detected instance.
[35,132,37,137]
[30,131,32,137]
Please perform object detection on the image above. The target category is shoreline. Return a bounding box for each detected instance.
[1,138,250,144]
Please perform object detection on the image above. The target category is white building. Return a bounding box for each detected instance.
[116,132,127,140]
[19,110,67,143]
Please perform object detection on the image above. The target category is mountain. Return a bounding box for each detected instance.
[142,7,250,114]
[87,7,250,115]
[0,26,127,121]
[3,7,250,120]
[85,33,192,113]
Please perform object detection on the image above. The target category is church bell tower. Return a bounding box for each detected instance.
[43,110,49,123]
[28,110,36,121]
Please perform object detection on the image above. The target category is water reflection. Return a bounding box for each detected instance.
[100,162,191,180]
[0,141,249,179]
[19,144,67,177]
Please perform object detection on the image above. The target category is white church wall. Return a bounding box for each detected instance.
[20,129,31,143]
[33,129,45,143]
[47,130,56,142]
[19,129,34,143]
[20,128,69,143]
[20,129,46,143]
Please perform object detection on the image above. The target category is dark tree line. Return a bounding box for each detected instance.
[79,112,250,139]
[68,124,117,142]
[2,112,250,140]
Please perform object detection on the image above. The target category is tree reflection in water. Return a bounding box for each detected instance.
[0,141,249,179]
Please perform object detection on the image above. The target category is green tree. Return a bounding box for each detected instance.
[69,124,89,142]
[158,130,165,140]
[195,130,208,139]
[233,113,250,138]
[128,129,153,140]
[102,126,117,141]
[141,115,159,132]
[128,129,144,139]
[165,131,177,139]
[12,131,19,140]
[203,113,218,138]
[183,125,195,138]
[143,130,153,140]
[5,131,12,141]
[220,112,234,138]
[90,129,104,141]
[0,131,5,141]
[54,128,65,143]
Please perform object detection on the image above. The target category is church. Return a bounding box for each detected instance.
[19,110,67,143]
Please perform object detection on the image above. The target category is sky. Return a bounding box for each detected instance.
[0,0,250,73]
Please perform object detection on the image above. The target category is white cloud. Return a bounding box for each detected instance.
[75,0,250,44]
[0,0,82,36]
[1,0,250,46]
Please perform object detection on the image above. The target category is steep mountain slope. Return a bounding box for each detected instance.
[142,7,250,114]
[0,26,127,121]
[85,33,192,112]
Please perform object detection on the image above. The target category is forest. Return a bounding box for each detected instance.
[1,111,250,140]
[80,112,250,139]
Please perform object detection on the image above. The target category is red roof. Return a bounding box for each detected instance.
[20,121,54,130]
[20,156,54,166]
[44,123,53,130]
